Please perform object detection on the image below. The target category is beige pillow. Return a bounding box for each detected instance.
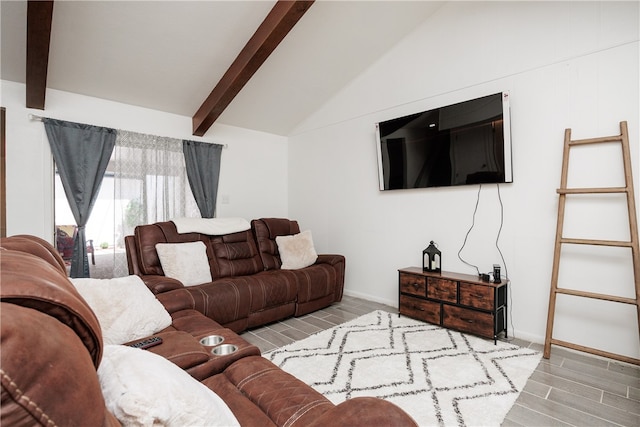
[71,276,172,345]
[98,344,240,427]
[155,241,212,286]
[276,230,318,270]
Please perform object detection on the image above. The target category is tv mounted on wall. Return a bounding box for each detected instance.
[375,92,513,190]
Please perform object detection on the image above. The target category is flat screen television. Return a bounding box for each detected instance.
[375,92,512,190]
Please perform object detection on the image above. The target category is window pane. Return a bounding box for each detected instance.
[54,130,198,279]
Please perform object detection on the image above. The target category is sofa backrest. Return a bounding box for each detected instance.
[208,230,264,278]
[0,247,120,426]
[131,221,264,280]
[0,248,103,366]
[251,218,300,270]
[132,221,203,276]
[0,235,67,275]
[127,221,199,276]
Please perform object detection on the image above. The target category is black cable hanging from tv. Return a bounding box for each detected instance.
[457,185,482,276]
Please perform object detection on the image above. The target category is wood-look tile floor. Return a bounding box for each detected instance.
[240,295,639,426]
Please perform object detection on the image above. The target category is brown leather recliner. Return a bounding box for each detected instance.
[251,218,346,316]
[0,248,120,426]
[125,218,346,332]
[1,235,261,382]
[1,236,417,426]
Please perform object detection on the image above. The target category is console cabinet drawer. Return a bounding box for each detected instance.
[400,273,427,297]
[399,295,440,324]
[427,278,457,303]
[459,282,494,310]
[398,268,507,344]
[442,305,494,339]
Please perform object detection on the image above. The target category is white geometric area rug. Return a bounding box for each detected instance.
[265,310,541,427]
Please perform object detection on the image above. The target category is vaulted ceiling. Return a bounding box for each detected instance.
[1,1,444,136]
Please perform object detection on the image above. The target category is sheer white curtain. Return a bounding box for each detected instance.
[107,130,199,277]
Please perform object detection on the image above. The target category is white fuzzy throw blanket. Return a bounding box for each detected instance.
[171,217,250,235]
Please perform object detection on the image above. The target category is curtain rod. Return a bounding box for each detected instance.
[27,113,227,148]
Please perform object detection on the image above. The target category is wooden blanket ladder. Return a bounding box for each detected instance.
[544,121,640,366]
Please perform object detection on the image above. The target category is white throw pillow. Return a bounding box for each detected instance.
[98,345,240,427]
[276,230,318,270]
[71,276,172,345]
[155,241,212,286]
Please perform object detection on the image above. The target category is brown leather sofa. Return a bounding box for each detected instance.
[1,235,417,426]
[125,218,346,332]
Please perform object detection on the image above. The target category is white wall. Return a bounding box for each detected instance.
[289,1,640,359]
[1,80,289,242]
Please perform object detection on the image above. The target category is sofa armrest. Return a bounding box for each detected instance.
[155,288,195,314]
[139,274,184,294]
[315,254,345,302]
[307,397,417,427]
[315,254,345,266]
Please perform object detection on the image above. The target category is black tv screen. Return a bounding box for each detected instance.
[375,92,513,190]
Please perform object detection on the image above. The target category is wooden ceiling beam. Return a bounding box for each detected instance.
[26,0,54,110]
[192,0,314,136]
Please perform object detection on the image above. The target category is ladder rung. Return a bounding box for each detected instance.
[556,287,637,305]
[559,237,633,247]
[557,187,628,195]
[550,338,640,366]
[569,135,622,145]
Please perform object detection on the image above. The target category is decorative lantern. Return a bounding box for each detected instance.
[423,241,441,272]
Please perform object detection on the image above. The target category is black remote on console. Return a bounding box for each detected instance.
[128,336,163,350]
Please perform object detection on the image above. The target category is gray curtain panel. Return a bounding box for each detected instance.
[182,140,223,218]
[44,118,116,278]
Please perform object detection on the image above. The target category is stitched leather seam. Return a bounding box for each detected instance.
[197,288,209,317]
[187,290,196,308]
[235,367,277,389]
[231,282,240,320]
[283,399,331,427]
[0,369,57,426]
[167,350,208,360]
[224,244,233,276]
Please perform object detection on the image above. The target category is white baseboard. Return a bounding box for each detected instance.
[343,289,398,308]
[506,329,544,347]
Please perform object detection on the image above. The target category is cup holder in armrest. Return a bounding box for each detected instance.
[199,335,224,346]
[211,344,238,355]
